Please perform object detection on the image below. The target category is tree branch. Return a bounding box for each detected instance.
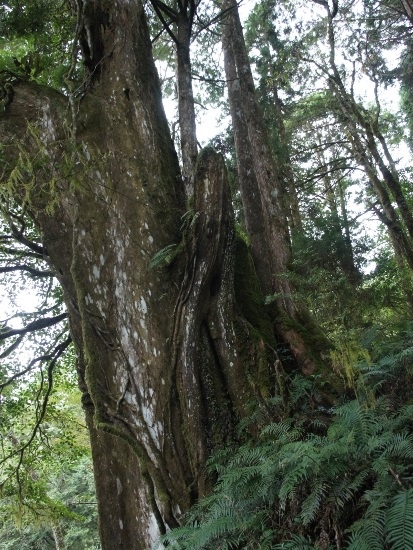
[9,223,47,256]
[0,312,67,342]
[0,247,45,259]
[0,336,72,469]
[150,0,179,44]
[0,334,25,360]
[0,265,54,277]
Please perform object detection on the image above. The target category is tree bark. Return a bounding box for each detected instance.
[0,1,271,546]
[221,0,332,375]
[221,0,292,301]
[149,0,198,199]
[176,10,198,198]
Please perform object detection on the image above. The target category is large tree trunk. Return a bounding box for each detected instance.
[221,0,332,375]
[0,1,272,547]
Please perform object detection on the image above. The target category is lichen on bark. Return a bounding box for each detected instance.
[0,1,314,547]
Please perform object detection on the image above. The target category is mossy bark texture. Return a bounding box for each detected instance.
[0,1,272,547]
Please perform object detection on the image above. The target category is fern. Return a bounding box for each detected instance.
[273,534,315,549]
[157,326,413,549]
[385,489,413,550]
[346,495,387,549]
[299,481,327,525]
[149,243,180,269]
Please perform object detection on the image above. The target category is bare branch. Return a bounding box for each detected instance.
[0,247,45,260]
[151,1,179,44]
[0,334,25,359]
[0,334,72,388]
[0,337,72,469]
[0,265,54,277]
[9,223,46,256]
[0,312,67,342]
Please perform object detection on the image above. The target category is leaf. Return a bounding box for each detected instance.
[385,489,413,550]
[149,243,178,269]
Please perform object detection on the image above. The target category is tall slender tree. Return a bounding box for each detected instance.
[221,0,332,375]
[148,0,199,197]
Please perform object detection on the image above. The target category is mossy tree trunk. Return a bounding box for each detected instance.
[221,0,332,375]
[0,1,274,547]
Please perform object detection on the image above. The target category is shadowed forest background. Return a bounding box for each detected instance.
[1,0,413,548]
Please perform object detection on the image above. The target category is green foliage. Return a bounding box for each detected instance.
[0,457,101,549]
[149,243,180,269]
[385,489,413,550]
[0,343,100,548]
[0,1,75,89]
[160,324,413,549]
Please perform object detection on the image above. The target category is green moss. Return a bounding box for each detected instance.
[233,236,278,397]
[234,236,276,349]
[197,328,235,452]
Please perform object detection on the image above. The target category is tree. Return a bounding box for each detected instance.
[2,0,412,548]
[0,0,304,546]
[147,0,199,196]
[0,455,101,550]
[221,0,333,377]
[302,0,413,304]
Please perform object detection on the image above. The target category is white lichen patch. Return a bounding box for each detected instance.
[124,391,138,407]
[93,265,100,279]
[83,144,91,161]
[120,326,129,348]
[203,176,210,198]
[115,284,122,299]
[96,300,105,317]
[41,104,57,142]
[139,296,148,315]
[141,400,163,451]
[116,477,123,496]
[148,512,160,545]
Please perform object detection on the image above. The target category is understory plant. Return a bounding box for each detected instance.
[159,325,413,549]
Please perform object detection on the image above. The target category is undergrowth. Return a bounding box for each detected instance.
[158,323,413,549]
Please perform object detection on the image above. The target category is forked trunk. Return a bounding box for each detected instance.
[0,1,275,546]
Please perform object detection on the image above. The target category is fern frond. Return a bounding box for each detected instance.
[260,418,295,439]
[331,469,370,509]
[346,532,381,550]
[381,433,413,460]
[149,243,180,269]
[347,503,386,550]
[300,481,327,525]
[273,534,315,549]
[385,488,413,550]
